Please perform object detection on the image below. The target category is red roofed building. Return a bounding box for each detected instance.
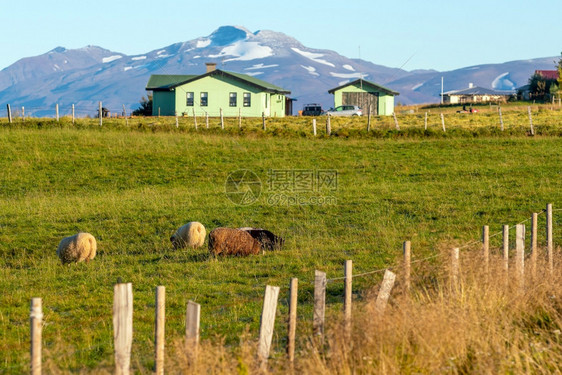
[535,70,559,80]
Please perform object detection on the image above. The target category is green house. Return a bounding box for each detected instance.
[146,64,292,117]
[328,79,399,116]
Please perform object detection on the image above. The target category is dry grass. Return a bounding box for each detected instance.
[289,247,562,375]
[45,245,562,374]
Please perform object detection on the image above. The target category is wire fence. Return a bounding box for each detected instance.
[6,203,559,373]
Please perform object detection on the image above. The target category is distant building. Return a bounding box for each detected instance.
[146,63,292,117]
[328,79,399,116]
[535,70,559,80]
[441,84,513,104]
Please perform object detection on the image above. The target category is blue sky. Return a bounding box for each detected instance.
[1,0,560,72]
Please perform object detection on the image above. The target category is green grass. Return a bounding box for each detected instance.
[0,125,561,372]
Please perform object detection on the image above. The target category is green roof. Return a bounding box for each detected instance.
[328,79,399,96]
[146,75,196,90]
[145,69,290,94]
[225,71,289,94]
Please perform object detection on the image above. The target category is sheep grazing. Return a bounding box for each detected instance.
[208,227,262,257]
[239,228,284,251]
[56,232,97,264]
[170,221,206,249]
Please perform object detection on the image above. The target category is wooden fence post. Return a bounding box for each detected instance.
[375,270,396,314]
[482,225,489,275]
[440,113,446,132]
[503,225,509,283]
[220,108,224,129]
[393,112,400,130]
[516,224,525,290]
[113,283,133,375]
[312,118,317,136]
[262,112,266,131]
[193,108,197,130]
[99,102,103,127]
[343,260,352,336]
[123,104,128,126]
[547,203,553,274]
[531,213,538,278]
[30,298,43,375]
[185,301,201,362]
[367,105,371,131]
[287,278,298,363]
[313,270,327,338]
[238,108,242,129]
[154,286,165,375]
[7,104,12,123]
[424,112,428,130]
[403,240,411,292]
[21,106,25,121]
[55,103,59,122]
[326,114,331,136]
[451,247,460,288]
[499,106,504,131]
[72,104,75,124]
[527,106,534,135]
[205,112,209,129]
[257,285,280,362]
[175,112,179,128]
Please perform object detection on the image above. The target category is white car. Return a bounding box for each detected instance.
[324,105,362,116]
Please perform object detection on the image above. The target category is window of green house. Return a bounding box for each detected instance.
[229,92,237,107]
[243,92,251,107]
[186,92,194,106]
[200,92,208,107]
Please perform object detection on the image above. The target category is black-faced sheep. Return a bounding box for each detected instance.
[238,228,284,251]
[170,222,206,249]
[208,227,262,257]
[56,232,97,264]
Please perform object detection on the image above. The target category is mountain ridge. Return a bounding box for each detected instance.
[0,26,557,116]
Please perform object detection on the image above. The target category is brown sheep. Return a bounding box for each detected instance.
[208,227,262,257]
[238,227,284,251]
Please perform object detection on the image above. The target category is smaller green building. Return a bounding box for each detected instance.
[146,64,292,117]
[328,79,399,116]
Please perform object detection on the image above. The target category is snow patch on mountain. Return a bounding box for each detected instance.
[343,64,355,71]
[301,65,319,76]
[196,39,211,48]
[132,56,146,61]
[102,55,122,63]
[330,72,365,79]
[245,63,279,70]
[411,83,424,91]
[291,48,335,67]
[245,71,264,76]
[209,41,273,62]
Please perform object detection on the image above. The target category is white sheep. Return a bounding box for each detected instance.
[170,221,206,249]
[56,232,97,264]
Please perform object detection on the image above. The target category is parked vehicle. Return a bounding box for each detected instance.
[301,103,323,116]
[324,105,362,116]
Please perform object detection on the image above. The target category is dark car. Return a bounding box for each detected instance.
[301,103,323,116]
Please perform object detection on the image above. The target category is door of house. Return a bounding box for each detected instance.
[342,92,378,115]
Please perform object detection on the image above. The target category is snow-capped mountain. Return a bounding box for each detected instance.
[0,26,558,117]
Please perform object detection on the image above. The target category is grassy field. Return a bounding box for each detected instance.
[0,121,561,373]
